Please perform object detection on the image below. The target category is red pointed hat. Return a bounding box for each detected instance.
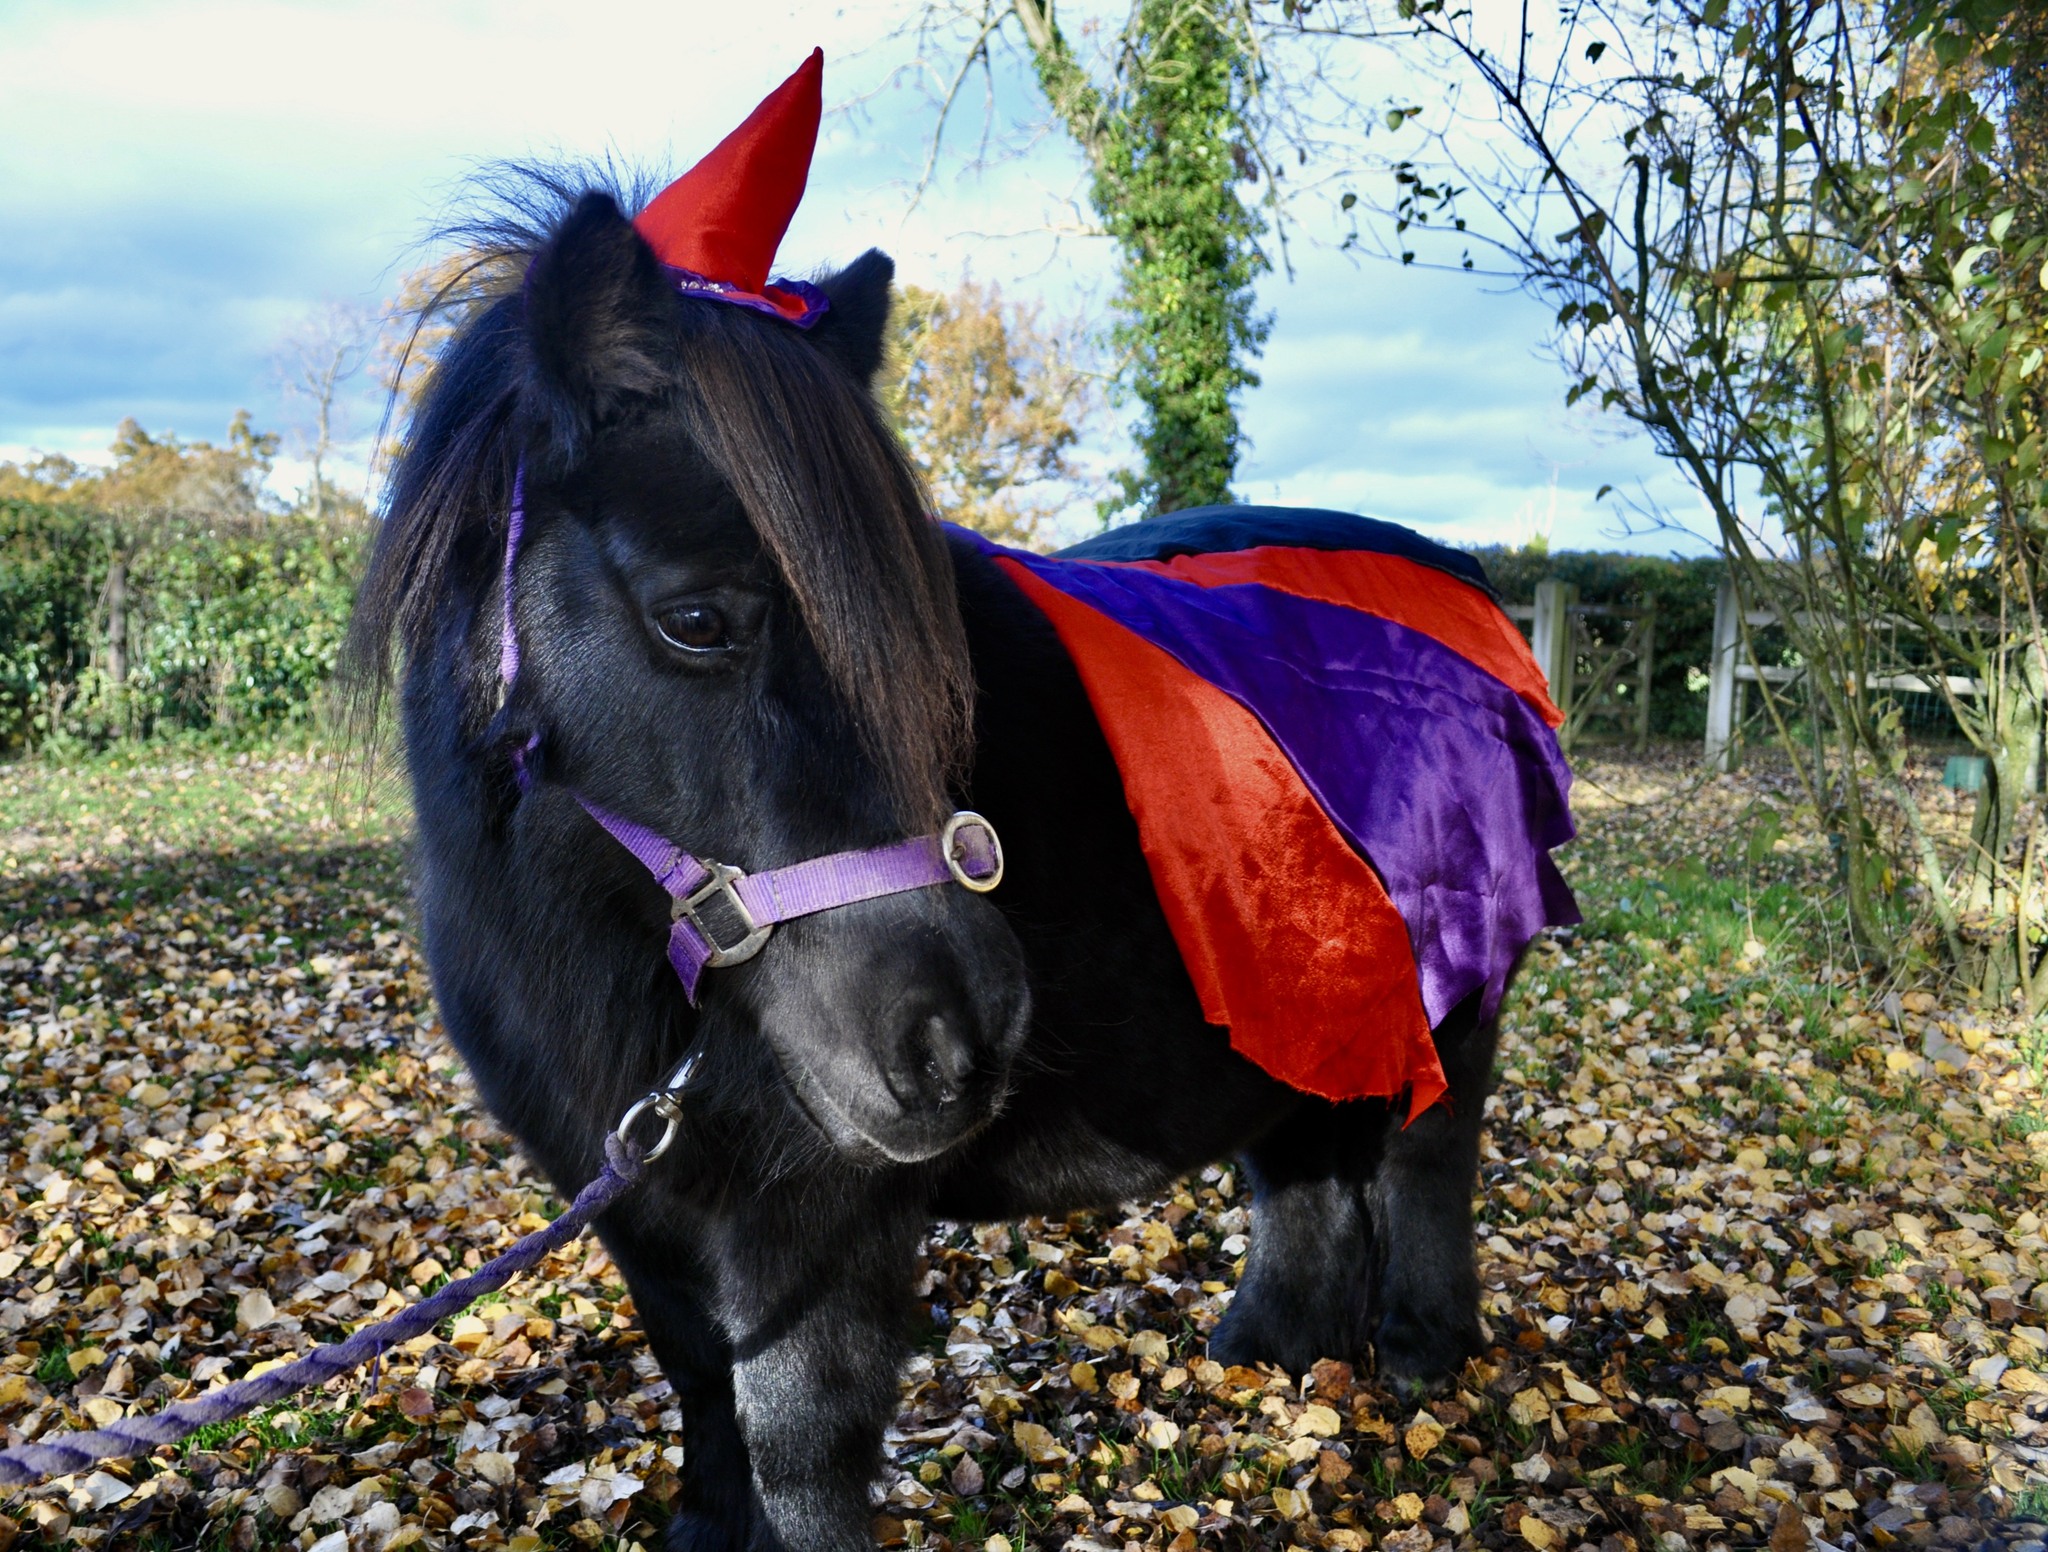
[633,49,829,327]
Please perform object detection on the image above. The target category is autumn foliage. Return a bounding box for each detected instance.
[880,279,1092,548]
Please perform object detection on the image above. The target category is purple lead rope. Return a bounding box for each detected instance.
[0,472,1012,1491]
[0,1134,645,1488]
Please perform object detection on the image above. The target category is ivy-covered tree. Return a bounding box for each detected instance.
[923,0,1272,516]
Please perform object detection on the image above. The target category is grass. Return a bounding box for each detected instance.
[32,1342,78,1389]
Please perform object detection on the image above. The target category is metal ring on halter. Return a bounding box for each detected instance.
[941,811,1004,893]
[613,1051,704,1163]
[615,1093,683,1162]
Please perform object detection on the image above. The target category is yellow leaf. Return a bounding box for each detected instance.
[1012,1421,1066,1463]
[1144,1416,1182,1450]
[1403,1415,1446,1458]
[235,1290,275,1332]
[1903,1402,1944,1448]
[1559,1373,1602,1406]
[1520,1515,1558,1549]
[1291,1403,1342,1439]
[1128,1330,1170,1362]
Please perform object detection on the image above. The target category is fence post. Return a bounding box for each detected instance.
[1704,575,1741,772]
[1532,580,1576,724]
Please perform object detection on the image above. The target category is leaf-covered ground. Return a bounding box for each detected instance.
[1,744,2045,1552]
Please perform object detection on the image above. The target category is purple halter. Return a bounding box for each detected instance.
[498,467,1003,1000]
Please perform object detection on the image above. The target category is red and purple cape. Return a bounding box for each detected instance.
[960,507,1580,1113]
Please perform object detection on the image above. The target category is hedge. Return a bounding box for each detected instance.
[0,500,367,751]
[0,499,1726,754]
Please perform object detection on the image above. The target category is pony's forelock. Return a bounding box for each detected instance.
[342,164,971,828]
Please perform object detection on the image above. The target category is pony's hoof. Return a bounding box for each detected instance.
[1205,1308,1276,1370]
[1209,1307,1349,1377]
[1372,1311,1479,1391]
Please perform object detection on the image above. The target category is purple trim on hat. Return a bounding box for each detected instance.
[659,265,830,328]
[961,528,1578,1027]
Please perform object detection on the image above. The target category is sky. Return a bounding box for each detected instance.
[0,0,1712,553]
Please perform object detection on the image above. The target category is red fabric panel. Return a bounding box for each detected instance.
[633,50,822,293]
[1113,546,1564,728]
[998,559,1447,1110]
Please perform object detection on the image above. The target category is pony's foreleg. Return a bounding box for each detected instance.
[713,1202,924,1552]
[1362,996,1500,1388]
[598,1228,760,1552]
[1208,1107,1383,1376]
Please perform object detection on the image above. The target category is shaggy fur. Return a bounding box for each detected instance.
[348,174,1504,1552]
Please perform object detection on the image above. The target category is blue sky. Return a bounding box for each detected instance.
[0,0,1709,552]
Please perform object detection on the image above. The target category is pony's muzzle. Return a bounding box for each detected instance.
[751,894,1029,1163]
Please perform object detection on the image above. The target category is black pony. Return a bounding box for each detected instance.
[348,178,1507,1552]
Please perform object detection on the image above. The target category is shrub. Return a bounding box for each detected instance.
[0,500,366,751]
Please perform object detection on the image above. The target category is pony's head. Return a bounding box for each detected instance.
[348,172,1030,1164]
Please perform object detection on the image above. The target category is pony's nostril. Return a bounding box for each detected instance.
[892,1009,975,1112]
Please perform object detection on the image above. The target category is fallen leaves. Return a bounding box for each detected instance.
[1,744,2046,1550]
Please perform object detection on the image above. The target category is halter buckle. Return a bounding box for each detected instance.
[674,861,774,967]
[941,811,1004,893]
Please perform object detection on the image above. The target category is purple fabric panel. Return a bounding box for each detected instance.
[735,837,953,921]
[1002,553,1578,1026]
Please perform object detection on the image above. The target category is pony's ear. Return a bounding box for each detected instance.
[808,249,896,385]
[521,192,675,445]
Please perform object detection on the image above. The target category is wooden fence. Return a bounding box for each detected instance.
[1506,581,1656,753]
[1505,576,1993,767]
[1700,578,1986,771]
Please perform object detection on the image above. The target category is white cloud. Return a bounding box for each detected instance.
[1,0,1705,551]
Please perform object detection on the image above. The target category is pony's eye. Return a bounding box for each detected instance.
[656,603,730,652]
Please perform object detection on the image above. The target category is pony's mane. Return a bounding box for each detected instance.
[343,164,972,826]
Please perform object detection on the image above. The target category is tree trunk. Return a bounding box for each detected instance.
[1965,637,2046,995]
[312,367,332,523]
[1010,0,1266,515]
[105,556,128,691]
